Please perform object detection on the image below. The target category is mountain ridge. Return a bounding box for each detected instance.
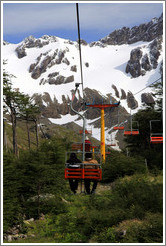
[3,13,163,148]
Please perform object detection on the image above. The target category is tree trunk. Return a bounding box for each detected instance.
[26,120,31,150]
[3,119,7,150]
[34,119,39,148]
[11,110,18,156]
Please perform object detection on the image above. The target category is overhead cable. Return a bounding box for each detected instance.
[76,3,85,99]
[133,77,162,96]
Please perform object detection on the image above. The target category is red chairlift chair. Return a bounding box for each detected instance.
[124,121,139,136]
[65,166,102,180]
[64,151,102,181]
[113,126,124,130]
[150,120,163,144]
[79,128,92,135]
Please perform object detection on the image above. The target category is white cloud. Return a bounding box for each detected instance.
[3,2,163,35]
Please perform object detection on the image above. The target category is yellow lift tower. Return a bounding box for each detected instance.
[86,102,120,162]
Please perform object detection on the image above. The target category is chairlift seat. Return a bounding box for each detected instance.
[150,136,163,144]
[132,130,139,135]
[113,126,124,130]
[124,130,139,136]
[124,131,132,136]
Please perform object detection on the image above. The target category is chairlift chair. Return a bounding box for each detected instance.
[124,121,139,136]
[107,134,116,146]
[79,128,92,135]
[113,126,124,130]
[150,120,163,144]
[113,107,124,130]
[64,151,102,181]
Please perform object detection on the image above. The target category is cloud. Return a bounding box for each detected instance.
[3,3,77,34]
[3,2,163,36]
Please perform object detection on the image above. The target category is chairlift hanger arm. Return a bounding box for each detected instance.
[76,3,84,98]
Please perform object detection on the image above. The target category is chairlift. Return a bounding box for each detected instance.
[107,134,116,146]
[124,121,139,136]
[124,110,139,136]
[71,141,92,152]
[65,4,102,190]
[64,151,102,181]
[113,126,124,130]
[113,108,124,130]
[150,120,163,144]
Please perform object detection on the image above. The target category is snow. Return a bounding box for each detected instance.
[4,39,161,106]
[49,114,79,125]
[3,36,163,150]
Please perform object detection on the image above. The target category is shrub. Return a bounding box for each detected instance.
[117,213,163,243]
[102,151,147,183]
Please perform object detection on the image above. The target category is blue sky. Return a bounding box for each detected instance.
[3,2,163,44]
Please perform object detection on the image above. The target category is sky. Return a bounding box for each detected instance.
[3,1,163,44]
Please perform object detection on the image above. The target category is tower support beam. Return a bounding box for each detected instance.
[101,108,105,162]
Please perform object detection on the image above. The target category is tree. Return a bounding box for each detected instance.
[3,70,22,155]
[19,95,40,149]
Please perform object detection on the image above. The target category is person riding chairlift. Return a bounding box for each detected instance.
[67,153,81,194]
[83,152,99,194]
[85,136,92,152]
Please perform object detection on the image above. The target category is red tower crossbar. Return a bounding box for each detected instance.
[86,103,119,109]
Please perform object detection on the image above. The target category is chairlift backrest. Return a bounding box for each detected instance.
[149,120,163,144]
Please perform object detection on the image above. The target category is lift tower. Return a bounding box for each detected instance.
[86,102,120,162]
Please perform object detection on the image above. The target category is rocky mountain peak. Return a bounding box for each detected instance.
[96,13,163,46]
[126,36,163,78]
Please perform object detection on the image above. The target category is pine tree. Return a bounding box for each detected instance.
[3,69,21,155]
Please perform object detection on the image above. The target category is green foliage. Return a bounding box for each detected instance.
[102,150,147,182]
[93,227,117,243]
[3,152,23,232]
[4,170,162,243]
[3,137,68,232]
[110,174,163,217]
[119,213,163,243]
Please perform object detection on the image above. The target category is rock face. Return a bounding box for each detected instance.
[120,89,127,100]
[71,65,77,72]
[126,36,162,78]
[127,91,138,109]
[141,93,155,105]
[31,87,128,128]
[15,35,56,58]
[3,41,9,45]
[98,13,163,46]
[112,84,120,98]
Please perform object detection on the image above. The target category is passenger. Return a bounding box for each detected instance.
[83,152,99,194]
[67,153,81,194]
[85,136,92,152]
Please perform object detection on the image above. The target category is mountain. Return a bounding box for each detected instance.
[3,13,163,149]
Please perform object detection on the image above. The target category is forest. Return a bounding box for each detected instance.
[3,68,163,243]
